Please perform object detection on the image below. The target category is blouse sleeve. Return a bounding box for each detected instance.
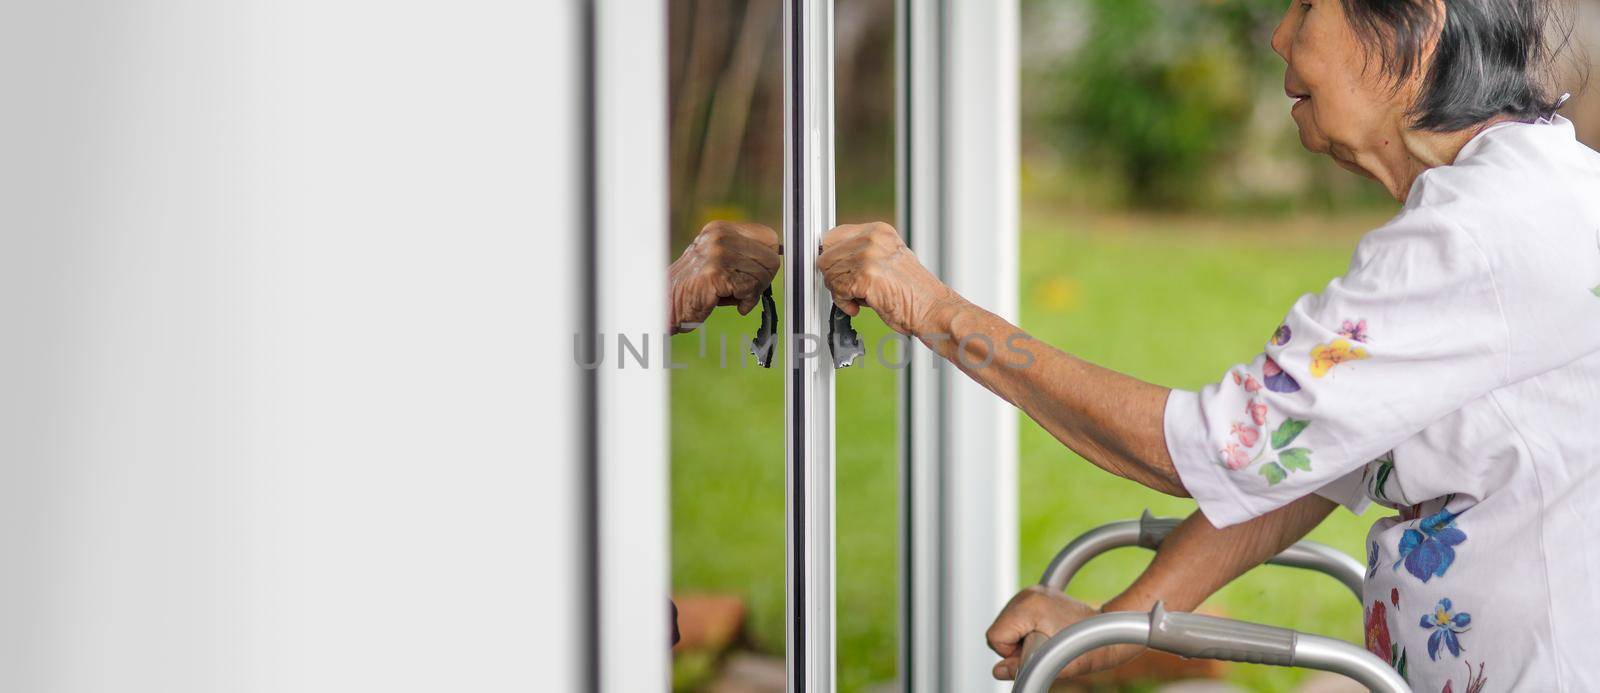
[1163,207,1512,528]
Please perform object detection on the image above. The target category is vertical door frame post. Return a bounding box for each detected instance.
[592,0,671,690]
[784,0,838,691]
[899,0,1020,690]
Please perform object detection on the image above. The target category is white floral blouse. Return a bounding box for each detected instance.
[1164,116,1600,692]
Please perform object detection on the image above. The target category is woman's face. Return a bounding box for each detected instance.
[1271,1,1427,175]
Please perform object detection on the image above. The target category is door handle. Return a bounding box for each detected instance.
[828,305,863,367]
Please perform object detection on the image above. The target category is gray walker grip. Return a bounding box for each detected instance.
[1011,604,1411,693]
[1136,509,1181,549]
[1040,509,1366,602]
[1147,603,1296,667]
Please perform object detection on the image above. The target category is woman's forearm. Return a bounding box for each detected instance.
[920,295,1186,496]
[918,276,1340,617]
[1104,494,1338,613]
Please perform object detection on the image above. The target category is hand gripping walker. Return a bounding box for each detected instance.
[1011,510,1410,693]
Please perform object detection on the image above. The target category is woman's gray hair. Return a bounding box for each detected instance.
[1341,0,1573,132]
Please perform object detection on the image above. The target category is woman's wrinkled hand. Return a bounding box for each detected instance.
[668,221,781,334]
[986,586,1146,681]
[817,222,960,336]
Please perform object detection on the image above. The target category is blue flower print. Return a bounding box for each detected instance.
[1394,506,1467,582]
[1419,598,1472,661]
[1366,540,1379,579]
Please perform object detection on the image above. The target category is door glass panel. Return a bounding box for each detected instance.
[832,1,900,690]
[667,1,901,690]
[667,1,787,689]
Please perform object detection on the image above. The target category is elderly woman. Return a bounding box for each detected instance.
[819,0,1600,689]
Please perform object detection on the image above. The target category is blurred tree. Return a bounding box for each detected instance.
[1035,0,1286,207]
[668,0,895,246]
[1025,0,1598,210]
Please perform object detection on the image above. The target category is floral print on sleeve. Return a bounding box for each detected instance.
[1229,421,1260,447]
[1215,367,1318,485]
[1271,323,1293,346]
[1311,338,1371,377]
[1216,414,1316,485]
[1262,356,1301,393]
[1257,418,1314,485]
[1246,400,1268,426]
[1340,318,1371,342]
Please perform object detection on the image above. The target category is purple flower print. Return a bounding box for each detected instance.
[1262,356,1301,393]
[1339,318,1370,343]
[1271,324,1292,346]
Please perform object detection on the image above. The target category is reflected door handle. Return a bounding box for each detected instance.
[749,286,778,368]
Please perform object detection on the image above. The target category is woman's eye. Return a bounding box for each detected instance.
[1301,2,1313,9]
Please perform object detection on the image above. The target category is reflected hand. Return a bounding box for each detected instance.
[669,221,781,334]
[986,586,1145,681]
[817,222,959,336]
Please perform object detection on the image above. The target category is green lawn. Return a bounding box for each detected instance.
[671,207,1393,691]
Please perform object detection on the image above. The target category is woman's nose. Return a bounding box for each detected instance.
[1270,5,1295,63]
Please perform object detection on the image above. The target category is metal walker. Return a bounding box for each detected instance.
[1012,511,1410,693]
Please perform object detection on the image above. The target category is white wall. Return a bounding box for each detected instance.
[0,2,587,691]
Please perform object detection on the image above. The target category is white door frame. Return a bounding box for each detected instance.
[590,0,671,691]
[784,0,839,691]
[898,1,1020,690]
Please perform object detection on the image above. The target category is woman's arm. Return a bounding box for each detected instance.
[926,295,1184,495]
[1108,493,1337,612]
[818,221,1183,495]
[987,494,1338,680]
